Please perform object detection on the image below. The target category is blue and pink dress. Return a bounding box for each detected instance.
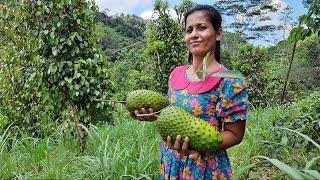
[159,65,249,180]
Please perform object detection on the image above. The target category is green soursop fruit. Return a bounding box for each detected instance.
[155,106,223,152]
[126,89,169,113]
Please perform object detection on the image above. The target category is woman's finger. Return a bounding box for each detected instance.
[140,107,146,114]
[166,136,172,149]
[181,137,189,157]
[189,150,201,160]
[174,135,181,151]
[129,111,135,118]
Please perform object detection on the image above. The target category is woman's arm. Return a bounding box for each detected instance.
[219,120,246,150]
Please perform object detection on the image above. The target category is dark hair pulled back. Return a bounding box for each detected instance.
[184,4,222,63]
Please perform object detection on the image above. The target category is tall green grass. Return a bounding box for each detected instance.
[0,91,319,179]
[0,111,160,179]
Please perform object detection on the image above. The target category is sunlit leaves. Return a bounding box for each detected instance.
[289,0,320,42]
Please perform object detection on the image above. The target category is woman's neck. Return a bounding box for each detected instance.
[190,53,220,73]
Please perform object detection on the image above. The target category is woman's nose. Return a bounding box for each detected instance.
[190,30,199,39]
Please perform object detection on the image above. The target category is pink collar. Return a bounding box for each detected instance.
[169,65,228,94]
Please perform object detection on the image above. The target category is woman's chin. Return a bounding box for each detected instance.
[190,50,207,57]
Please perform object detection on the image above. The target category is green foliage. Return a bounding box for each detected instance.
[254,155,320,179]
[0,109,160,179]
[96,12,146,40]
[0,0,115,138]
[289,0,320,42]
[296,34,320,67]
[110,47,153,101]
[231,44,270,107]
[26,0,113,121]
[95,22,145,62]
[0,0,59,136]
[266,35,320,102]
[271,89,320,150]
[229,90,320,179]
[144,0,189,93]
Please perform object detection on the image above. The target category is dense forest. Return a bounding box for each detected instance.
[0,0,319,179]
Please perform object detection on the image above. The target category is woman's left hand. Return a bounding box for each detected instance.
[166,135,201,160]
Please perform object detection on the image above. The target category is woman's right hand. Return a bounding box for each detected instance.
[166,135,201,160]
[130,107,158,121]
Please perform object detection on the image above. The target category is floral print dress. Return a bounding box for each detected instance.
[159,65,249,180]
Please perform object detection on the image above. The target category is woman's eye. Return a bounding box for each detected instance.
[199,26,206,30]
[186,29,192,34]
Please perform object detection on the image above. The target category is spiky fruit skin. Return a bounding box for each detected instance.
[155,106,223,152]
[126,90,169,113]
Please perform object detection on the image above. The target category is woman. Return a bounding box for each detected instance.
[134,4,249,180]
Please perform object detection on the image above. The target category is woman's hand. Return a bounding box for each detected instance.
[130,107,158,122]
[166,135,201,160]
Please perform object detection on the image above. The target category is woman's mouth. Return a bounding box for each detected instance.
[190,41,202,45]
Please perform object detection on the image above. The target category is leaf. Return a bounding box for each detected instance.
[52,49,58,56]
[305,156,320,169]
[281,135,288,145]
[210,70,244,78]
[202,51,210,80]
[195,51,210,81]
[196,71,204,80]
[301,170,320,179]
[255,156,303,179]
[275,127,320,149]
[77,35,83,42]
[299,171,319,180]
[234,163,257,178]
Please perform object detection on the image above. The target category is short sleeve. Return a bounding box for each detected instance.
[216,78,249,123]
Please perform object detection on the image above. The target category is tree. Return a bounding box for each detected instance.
[0,0,58,136]
[144,0,189,93]
[231,45,269,106]
[173,0,194,24]
[215,0,282,44]
[0,0,115,150]
[282,0,319,102]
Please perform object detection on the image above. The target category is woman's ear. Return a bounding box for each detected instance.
[216,28,222,41]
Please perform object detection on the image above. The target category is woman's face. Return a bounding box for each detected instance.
[184,11,221,57]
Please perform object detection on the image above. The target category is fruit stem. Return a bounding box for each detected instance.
[93,99,127,104]
[136,111,161,117]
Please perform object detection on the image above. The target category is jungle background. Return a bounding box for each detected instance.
[0,0,319,179]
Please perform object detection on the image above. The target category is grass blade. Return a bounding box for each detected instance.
[305,156,320,169]
[255,155,303,179]
[301,170,320,180]
[234,163,257,178]
[0,123,13,155]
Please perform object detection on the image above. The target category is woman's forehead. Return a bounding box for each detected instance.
[185,11,211,26]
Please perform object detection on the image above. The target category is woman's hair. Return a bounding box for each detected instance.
[184,4,222,63]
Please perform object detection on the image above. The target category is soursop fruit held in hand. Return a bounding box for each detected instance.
[155,106,223,152]
[126,89,169,113]
[126,89,222,152]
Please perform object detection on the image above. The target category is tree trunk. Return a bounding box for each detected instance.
[70,102,88,152]
[281,39,298,102]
